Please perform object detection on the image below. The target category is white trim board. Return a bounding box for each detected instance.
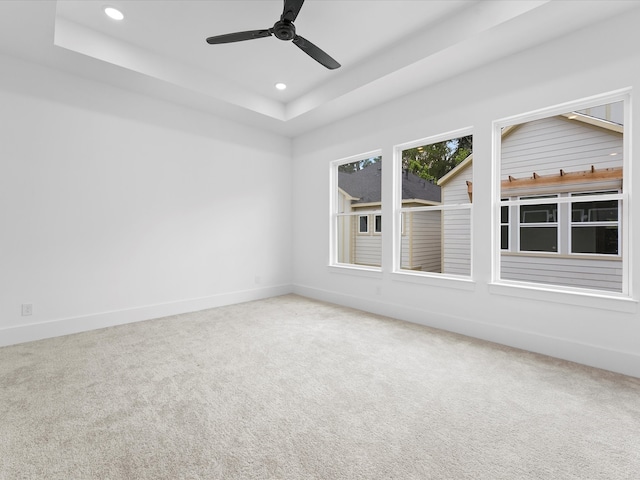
[0,284,293,348]
[293,284,640,379]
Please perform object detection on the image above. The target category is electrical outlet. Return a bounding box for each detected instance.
[21,303,33,316]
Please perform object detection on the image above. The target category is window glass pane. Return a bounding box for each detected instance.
[359,215,368,233]
[572,226,618,254]
[402,136,472,193]
[520,203,557,223]
[335,156,382,267]
[398,134,472,277]
[336,216,353,264]
[501,205,509,223]
[520,227,558,252]
[499,99,624,293]
[374,215,382,233]
[338,157,382,198]
[443,208,471,276]
[400,210,442,273]
[501,225,509,250]
[572,199,617,222]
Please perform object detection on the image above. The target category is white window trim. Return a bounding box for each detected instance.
[358,214,370,234]
[491,89,632,302]
[374,214,382,234]
[500,199,510,251]
[392,128,474,282]
[330,150,383,272]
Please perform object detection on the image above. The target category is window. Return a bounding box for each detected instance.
[496,95,628,295]
[356,214,382,235]
[395,131,473,277]
[358,215,369,234]
[519,195,558,252]
[331,153,382,268]
[570,191,619,255]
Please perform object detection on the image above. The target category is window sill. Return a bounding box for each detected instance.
[489,281,637,313]
[501,252,622,261]
[328,264,382,278]
[391,270,476,291]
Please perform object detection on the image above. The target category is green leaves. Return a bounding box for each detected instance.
[402,136,472,182]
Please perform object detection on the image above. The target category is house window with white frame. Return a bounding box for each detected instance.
[374,214,382,234]
[395,132,473,277]
[358,215,369,234]
[518,195,558,252]
[570,191,619,255]
[332,153,383,268]
[497,96,628,294]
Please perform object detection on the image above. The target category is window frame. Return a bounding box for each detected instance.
[392,128,474,281]
[358,214,370,234]
[329,150,383,272]
[492,89,631,299]
[569,190,620,256]
[517,194,559,253]
[374,214,382,234]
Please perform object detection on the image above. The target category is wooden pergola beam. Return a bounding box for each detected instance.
[501,166,622,192]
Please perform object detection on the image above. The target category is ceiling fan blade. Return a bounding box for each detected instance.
[282,0,305,22]
[292,35,341,70]
[206,29,272,45]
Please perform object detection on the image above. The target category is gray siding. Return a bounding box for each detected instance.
[501,255,622,292]
[355,233,381,267]
[441,164,472,276]
[499,115,623,290]
[442,209,471,276]
[400,213,412,269]
[336,192,354,264]
[401,211,441,272]
[501,116,622,180]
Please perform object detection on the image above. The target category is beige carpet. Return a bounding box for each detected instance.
[1,294,639,479]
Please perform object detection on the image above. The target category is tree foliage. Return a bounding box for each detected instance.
[338,156,381,173]
[402,136,472,182]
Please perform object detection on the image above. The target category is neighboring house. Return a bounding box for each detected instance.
[338,162,441,268]
[436,154,474,276]
[440,110,623,291]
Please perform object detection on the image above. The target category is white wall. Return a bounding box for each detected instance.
[292,9,640,377]
[0,54,292,345]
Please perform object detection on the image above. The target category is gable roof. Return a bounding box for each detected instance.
[400,169,441,203]
[338,162,440,204]
[439,109,623,188]
[438,154,473,187]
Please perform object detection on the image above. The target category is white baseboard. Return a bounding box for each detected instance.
[0,284,293,348]
[293,284,640,379]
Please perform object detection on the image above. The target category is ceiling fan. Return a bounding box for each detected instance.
[205,0,341,70]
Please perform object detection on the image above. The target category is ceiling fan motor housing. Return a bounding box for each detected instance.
[273,20,296,41]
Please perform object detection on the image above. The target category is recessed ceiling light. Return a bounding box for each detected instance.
[567,114,578,119]
[275,83,287,91]
[104,7,124,21]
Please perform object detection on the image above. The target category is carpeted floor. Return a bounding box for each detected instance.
[1,294,639,479]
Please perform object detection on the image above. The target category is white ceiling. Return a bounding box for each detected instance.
[0,0,638,137]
